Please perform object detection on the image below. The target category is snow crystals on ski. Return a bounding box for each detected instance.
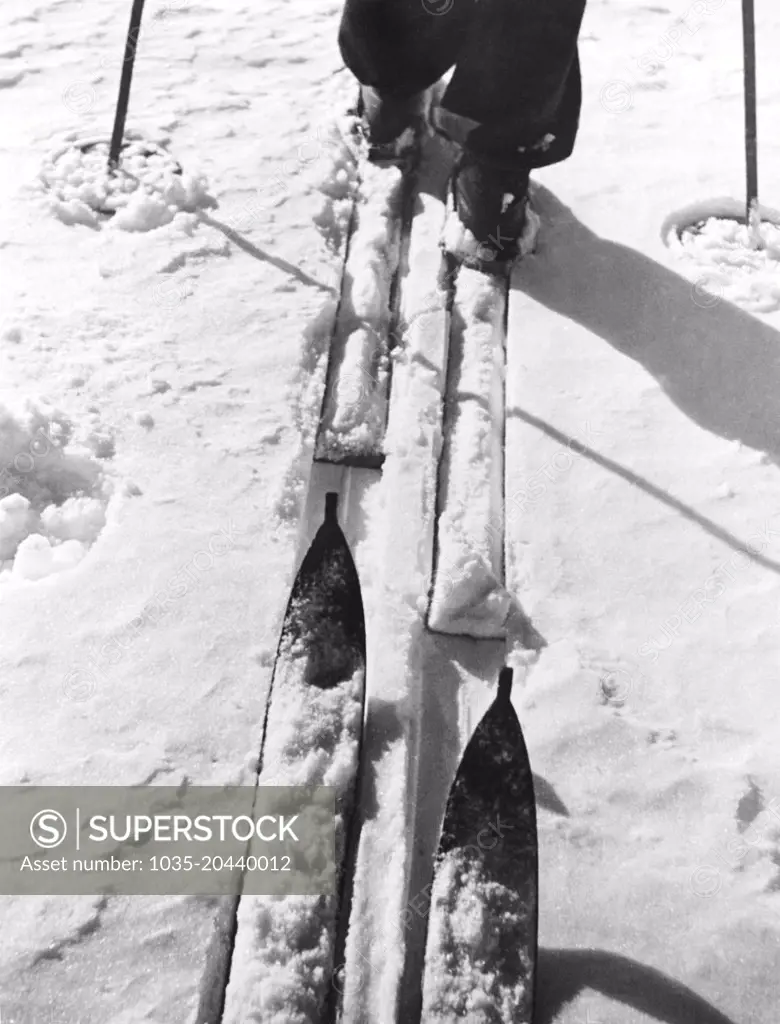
[314,122,415,467]
[420,668,538,1024]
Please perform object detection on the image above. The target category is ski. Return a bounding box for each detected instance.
[426,257,514,639]
[332,128,457,1024]
[237,113,539,1021]
[313,107,425,469]
[425,167,542,640]
[221,492,367,1024]
[419,665,538,1023]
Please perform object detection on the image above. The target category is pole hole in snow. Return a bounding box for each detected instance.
[38,134,215,230]
[0,402,115,582]
[662,198,780,313]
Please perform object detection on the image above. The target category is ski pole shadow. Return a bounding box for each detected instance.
[199,213,338,294]
[511,184,780,464]
[506,409,780,576]
[535,947,738,1024]
[531,774,569,817]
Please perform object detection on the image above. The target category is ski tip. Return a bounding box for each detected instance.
[497,666,514,703]
[324,492,339,522]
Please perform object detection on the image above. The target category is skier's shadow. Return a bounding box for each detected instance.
[511,184,780,464]
[535,947,738,1024]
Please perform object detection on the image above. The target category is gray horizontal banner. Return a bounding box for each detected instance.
[0,786,335,896]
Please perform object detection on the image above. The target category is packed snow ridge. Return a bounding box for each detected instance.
[0,399,114,582]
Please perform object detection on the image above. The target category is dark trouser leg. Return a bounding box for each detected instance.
[440,0,587,168]
[338,0,587,168]
[338,0,475,96]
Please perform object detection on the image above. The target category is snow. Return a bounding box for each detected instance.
[662,198,780,313]
[13,532,87,580]
[0,399,113,579]
[2,0,780,1020]
[440,196,540,265]
[223,662,362,1023]
[502,3,780,1021]
[38,134,215,230]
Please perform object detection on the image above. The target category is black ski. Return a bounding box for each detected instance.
[419,666,538,1023]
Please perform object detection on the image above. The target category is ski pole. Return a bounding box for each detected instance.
[108,0,147,170]
[741,0,760,247]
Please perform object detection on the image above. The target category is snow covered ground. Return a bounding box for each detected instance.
[1,0,780,1021]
